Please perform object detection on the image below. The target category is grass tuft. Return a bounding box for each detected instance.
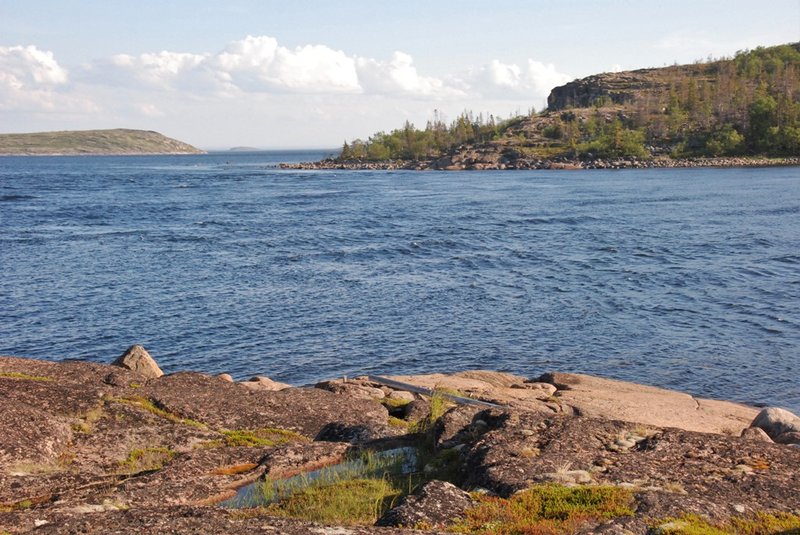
[382,397,413,410]
[117,447,176,474]
[0,371,53,381]
[72,403,105,434]
[652,512,800,535]
[451,484,635,534]
[109,396,207,429]
[220,428,307,447]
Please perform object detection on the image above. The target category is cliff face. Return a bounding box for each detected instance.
[547,70,665,110]
[0,128,205,155]
[545,63,720,111]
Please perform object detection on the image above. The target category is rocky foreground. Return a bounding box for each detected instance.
[1,348,799,534]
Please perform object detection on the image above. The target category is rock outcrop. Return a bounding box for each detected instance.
[1,354,798,534]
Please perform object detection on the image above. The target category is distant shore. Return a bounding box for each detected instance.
[281,155,800,171]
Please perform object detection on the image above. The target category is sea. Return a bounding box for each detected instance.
[1,151,798,413]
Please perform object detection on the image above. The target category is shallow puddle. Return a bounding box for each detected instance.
[221,447,418,508]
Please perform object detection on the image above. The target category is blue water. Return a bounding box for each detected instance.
[1,152,798,412]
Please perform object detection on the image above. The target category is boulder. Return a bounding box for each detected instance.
[112,345,163,379]
[376,480,474,528]
[750,407,800,440]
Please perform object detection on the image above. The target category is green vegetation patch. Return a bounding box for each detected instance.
[71,403,106,434]
[261,477,403,525]
[0,371,53,381]
[653,512,800,535]
[109,396,206,429]
[117,447,176,474]
[221,428,307,447]
[0,499,33,513]
[452,484,635,534]
[381,397,413,410]
[411,389,455,435]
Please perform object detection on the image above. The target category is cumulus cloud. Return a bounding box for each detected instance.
[356,51,463,98]
[0,44,68,85]
[214,35,359,93]
[0,44,97,113]
[462,59,571,100]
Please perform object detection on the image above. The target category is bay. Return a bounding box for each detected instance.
[1,152,798,412]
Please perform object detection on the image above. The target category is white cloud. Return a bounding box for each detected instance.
[108,51,207,87]
[461,59,571,100]
[0,44,98,113]
[356,51,463,98]
[0,44,68,85]
[217,36,359,93]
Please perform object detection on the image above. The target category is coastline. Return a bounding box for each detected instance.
[280,156,800,171]
[1,349,798,534]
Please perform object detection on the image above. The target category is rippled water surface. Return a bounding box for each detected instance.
[1,152,798,412]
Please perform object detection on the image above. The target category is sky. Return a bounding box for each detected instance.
[1,1,798,149]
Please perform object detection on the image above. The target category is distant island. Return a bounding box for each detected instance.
[0,128,204,156]
[284,43,800,170]
[228,146,260,152]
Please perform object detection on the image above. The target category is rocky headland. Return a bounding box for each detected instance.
[284,43,800,172]
[1,348,799,534]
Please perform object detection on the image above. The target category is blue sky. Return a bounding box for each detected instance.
[1,1,798,148]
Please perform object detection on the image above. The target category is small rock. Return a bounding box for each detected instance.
[652,520,690,534]
[615,438,637,449]
[112,344,163,379]
[387,390,415,402]
[240,376,291,391]
[539,469,593,484]
[733,504,746,513]
[750,407,800,440]
[217,373,234,382]
[740,427,773,442]
[518,381,558,398]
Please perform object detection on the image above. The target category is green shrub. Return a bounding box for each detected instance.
[452,484,635,534]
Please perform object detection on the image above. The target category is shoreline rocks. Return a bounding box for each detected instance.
[1,351,798,534]
[280,155,800,172]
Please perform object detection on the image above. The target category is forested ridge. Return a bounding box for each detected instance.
[337,43,800,163]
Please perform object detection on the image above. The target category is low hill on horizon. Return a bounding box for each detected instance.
[0,128,204,156]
